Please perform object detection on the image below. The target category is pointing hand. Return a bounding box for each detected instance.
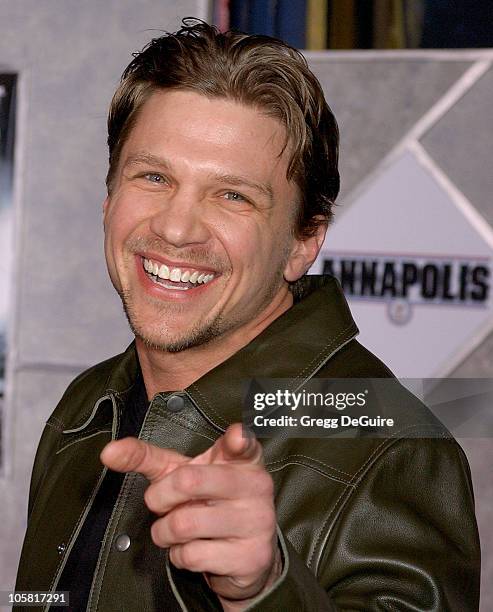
[101,423,281,608]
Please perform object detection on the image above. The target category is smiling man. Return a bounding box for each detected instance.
[15,20,479,612]
[104,89,313,385]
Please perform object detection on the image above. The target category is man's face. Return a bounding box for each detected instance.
[103,90,316,352]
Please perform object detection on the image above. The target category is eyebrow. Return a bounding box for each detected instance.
[212,173,274,202]
[123,152,274,202]
[124,153,172,171]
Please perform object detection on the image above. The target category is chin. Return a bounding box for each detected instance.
[135,329,213,353]
[130,313,235,354]
[130,320,193,353]
[120,288,241,353]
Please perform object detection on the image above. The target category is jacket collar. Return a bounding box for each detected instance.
[71,275,358,433]
[187,274,358,430]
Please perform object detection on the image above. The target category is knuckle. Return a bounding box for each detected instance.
[144,485,160,513]
[264,506,277,533]
[169,510,195,539]
[180,544,202,570]
[257,544,274,570]
[257,507,277,534]
[150,519,164,547]
[240,538,271,573]
[175,465,202,493]
[255,471,274,497]
[246,501,275,532]
[250,538,273,570]
[169,545,183,568]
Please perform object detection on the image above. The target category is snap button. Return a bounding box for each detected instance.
[115,534,131,552]
[166,395,185,412]
[57,543,66,555]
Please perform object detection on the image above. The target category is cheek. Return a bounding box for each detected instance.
[220,221,270,270]
[104,209,137,281]
[106,197,146,244]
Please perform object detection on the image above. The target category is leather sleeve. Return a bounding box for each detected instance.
[321,436,479,610]
[240,530,337,611]
[168,529,337,611]
[243,436,480,611]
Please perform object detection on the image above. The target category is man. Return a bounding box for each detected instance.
[15,20,480,611]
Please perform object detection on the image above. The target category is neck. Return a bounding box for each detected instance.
[137,286,294,399]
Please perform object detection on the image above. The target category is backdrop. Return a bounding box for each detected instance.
[0,2,491,608]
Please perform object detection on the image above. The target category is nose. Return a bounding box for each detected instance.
[149,187,210,247]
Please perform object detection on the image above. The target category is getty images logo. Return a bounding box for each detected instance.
[324,251,490,325]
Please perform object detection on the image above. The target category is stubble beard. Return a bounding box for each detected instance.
[119,288,237,353]
[117,236,293,354]
[118,269,288,354]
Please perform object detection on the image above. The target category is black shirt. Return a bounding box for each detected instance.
[55,376,152,610]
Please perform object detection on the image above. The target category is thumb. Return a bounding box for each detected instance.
[100,437,189,482]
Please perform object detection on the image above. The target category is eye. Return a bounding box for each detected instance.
[223,191,248,203]
[143,173,167,184]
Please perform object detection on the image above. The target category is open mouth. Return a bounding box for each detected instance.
[142,257,216,291]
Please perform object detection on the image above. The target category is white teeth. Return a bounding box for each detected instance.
[158,281,189,291]
[144,258,215,286]
[158,264,170,280]
[170,268,182,281]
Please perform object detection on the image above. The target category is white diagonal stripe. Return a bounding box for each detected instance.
[408,140,493,250]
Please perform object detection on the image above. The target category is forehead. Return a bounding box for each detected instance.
[121,90,293,188]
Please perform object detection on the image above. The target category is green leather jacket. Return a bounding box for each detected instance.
[15,276,480,611]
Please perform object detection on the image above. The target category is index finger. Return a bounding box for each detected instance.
[192,423,264,466]
[100,437,189,482]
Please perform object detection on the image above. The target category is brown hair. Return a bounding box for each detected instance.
[106,19,340,238]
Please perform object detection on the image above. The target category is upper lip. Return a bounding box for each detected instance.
[139,253,218,274]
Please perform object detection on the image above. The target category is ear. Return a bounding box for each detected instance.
[283,218,328,282]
